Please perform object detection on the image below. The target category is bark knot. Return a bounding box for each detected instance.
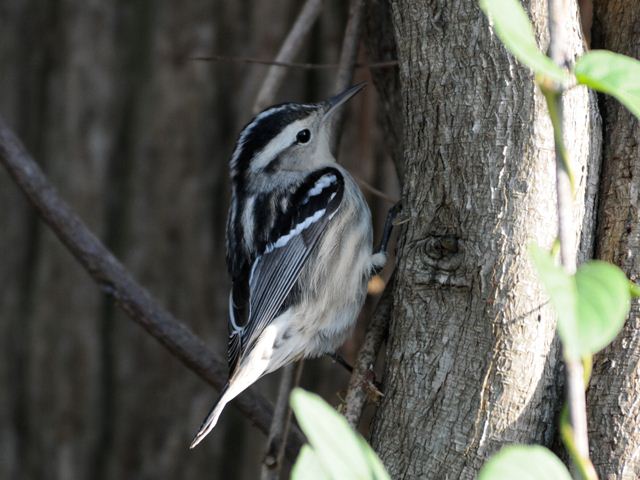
[422,234,463,273]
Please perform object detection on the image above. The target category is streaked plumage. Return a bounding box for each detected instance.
[190,84,389,448]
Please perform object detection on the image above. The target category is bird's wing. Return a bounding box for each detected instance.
[227,167,344,375]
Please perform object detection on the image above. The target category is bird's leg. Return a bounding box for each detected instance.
[329,352,353,374]
[328,353,384,398]
[378,201,402,254]
[355,202,402,398]
[330,204,402,394]
[371,201,402,275]
[361,367,385,403]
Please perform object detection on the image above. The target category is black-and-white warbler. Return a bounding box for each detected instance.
[190,83,398,448]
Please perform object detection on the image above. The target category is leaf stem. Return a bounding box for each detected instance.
[542,87,575,192]
[560,405,598,480]
[629,281,640,298]
[544,0,594,477]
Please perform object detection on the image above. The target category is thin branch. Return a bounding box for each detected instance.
[261,361,304,480]
[189,55,398,70]
[355,175,399,204]
[0,115,304,461]
[330,0,365,153]
[545,1,595,477]
[342,275,395,428]
[252,0,324,113]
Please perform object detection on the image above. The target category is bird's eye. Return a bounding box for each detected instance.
[296,129,311,144]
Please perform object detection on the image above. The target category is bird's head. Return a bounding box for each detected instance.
[229,83,365,185]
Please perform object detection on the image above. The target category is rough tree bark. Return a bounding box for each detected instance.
[368,1,601,478]
[587,3,640,479]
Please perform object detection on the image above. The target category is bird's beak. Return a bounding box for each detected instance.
[322,82,367,122]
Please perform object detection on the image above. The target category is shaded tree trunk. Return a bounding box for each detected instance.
[587,2,640,478]
[368,1,600,478]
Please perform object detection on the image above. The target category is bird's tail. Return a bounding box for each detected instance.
[190,328,280,449]
[190,383,231,449]
[190,356,272,448]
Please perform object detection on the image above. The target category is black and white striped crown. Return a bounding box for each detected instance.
[229,103,318,179]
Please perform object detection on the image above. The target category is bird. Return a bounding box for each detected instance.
[190,83,399,448]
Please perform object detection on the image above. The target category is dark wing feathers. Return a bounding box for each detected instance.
[227,261,250,372]
[226,167,344,374]
[227,292,243,374]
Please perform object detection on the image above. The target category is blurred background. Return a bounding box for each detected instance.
[0,1,399,478]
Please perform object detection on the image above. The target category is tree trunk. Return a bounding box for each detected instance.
[587,2,640,478]
[368,1,601,478]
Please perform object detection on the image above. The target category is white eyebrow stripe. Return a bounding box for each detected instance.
[230,104,318,172]
[230,105,291,170]
[250,119,309,172]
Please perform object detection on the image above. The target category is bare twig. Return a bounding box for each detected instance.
[355,175,399,204]
[342,275,394,427]
[330,0,365,153]
[252,0,324,113]
[190,55,398,70]
[0,115,304,461]
[545,1,595,477]
[261,361,304,480]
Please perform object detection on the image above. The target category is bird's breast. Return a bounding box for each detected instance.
[293,175,374,355]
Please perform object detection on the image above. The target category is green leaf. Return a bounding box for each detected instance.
[529,244,579,357]
[291,445,330,480]
[290,388,390,480]
[530,245,631,359]
[630,281,640,298]
[575,50,640,120]
[358,437,390,480]
[479,0,568,83]
[575,261,630,354]
[479,445,571,480]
